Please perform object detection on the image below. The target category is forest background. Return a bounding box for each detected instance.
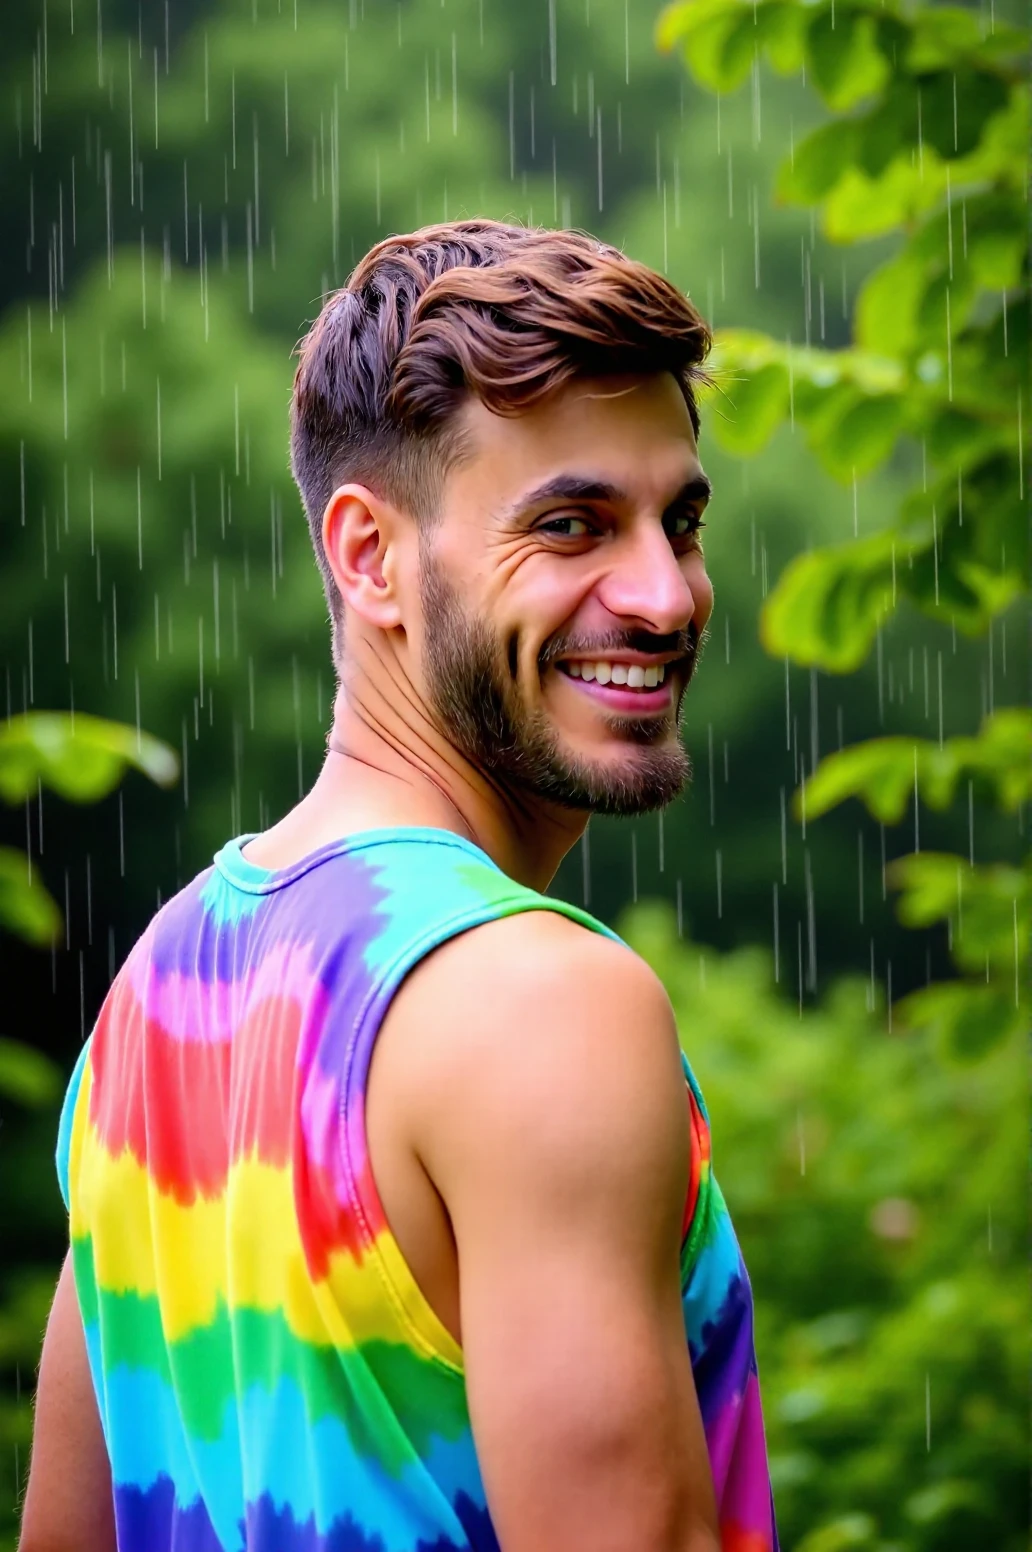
[0,0,1027,1548]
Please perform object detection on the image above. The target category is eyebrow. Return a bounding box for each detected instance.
[493,471,713,528]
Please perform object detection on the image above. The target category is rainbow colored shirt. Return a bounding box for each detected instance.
[57,827,778,1552]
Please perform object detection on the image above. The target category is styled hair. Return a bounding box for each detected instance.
[290,219,712,660]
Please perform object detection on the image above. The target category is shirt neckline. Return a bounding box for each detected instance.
[213,826,503,895]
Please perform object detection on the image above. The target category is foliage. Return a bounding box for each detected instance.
[0,711,178,949]
[0,1041,62,1111]
[658,0,1029,1065]
[795,708,1032,823]
[660,0,1028,649]
[623,899,1027,1552]
[0,713,179,805]
[0,712,177,1111]
[0,850,62,950]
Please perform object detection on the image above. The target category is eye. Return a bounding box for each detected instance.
[667,510,707,541]
[536,513,597,538]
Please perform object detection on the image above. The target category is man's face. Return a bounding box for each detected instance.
[414,372,714,819]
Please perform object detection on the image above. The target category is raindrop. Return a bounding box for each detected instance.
[880,823,887,900]
[804,849,816,993]
[772,883,780,981]
[780,788,787,885]
[707,721,715,826]
[857,831,864,924]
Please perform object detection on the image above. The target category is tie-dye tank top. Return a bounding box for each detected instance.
[56,826,778,1552]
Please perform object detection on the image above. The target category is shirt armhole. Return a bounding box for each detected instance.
[56,1038,92,1213]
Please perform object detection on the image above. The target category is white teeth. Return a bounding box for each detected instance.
[561,660,668,688]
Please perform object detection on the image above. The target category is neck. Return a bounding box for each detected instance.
[300,683,588,895]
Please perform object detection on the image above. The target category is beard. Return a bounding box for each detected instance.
[417,541,699,818]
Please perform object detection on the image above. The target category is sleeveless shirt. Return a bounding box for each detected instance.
[56,826,778,1552]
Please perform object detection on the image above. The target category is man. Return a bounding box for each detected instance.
[22,220,778,1552]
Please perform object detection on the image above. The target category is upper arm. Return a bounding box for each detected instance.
[416,915,719,1552]
[19,1252,116,1552]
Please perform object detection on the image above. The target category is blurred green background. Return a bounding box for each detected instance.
[0,0,1026,1547]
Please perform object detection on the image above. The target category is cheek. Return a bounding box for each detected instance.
[688,557,715,619]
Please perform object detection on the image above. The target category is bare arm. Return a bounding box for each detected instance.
[19,1251,117,1552]
[416,915,720,1552]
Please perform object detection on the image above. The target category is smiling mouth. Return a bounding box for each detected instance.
[559,661,669,687]
[553,661,678,713]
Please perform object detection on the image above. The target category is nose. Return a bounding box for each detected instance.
[596,527,708,643]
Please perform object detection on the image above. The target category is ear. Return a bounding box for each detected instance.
[322,483,406,633]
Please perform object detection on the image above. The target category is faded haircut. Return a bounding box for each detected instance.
[290,219,713,662]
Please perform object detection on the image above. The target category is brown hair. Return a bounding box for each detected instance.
[291,219,712,659]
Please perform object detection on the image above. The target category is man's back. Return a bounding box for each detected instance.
[55,824,776,1551]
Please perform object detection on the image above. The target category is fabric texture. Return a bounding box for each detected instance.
[57,825,778,1552]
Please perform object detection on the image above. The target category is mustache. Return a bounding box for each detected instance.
[544,620,701,672]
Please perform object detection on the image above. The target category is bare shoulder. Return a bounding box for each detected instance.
[395,907,677,1072]
[392,909,688,1204]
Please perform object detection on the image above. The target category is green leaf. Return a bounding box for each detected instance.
[655,0,756,92]
[904,8,1025,72]
[894,979,1022,1061]
[0,847,62,946]
[0,1037,62,1108]
[854,79,920,180]
[914,262,981,355]
[814,392,905,482]
[795,1513,878,1552]
[709,361,790,455]
[778,119,860,205]
[922,407,1009,478]
[805,11,889,113]
[708,331,905,476]
[0,712,179,805]
[797,736,925,825]
[657,0,809,78]
[950,707,1032,811]
[655,0,719,54]
[964,194,1028,291]
[689,13,756,93]
[917,68,1011,161]
[902,551,1025,636]
[823,157,941,245]
[887,852,1030,975]
[795,708,1032,823]
[757,0,807,74]
[760,529,908,672]
[792,378,861,444]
